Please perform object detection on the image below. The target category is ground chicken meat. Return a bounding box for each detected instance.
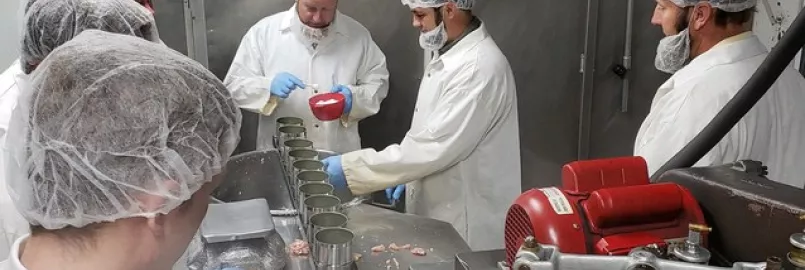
[371,244,386,252]
[289,239,310,256]
[389,243,412,251]
[411,247,427,256]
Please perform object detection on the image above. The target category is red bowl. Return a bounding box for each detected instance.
[309,93,346,121]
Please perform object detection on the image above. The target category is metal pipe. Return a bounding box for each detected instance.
[650,7,805,180]
[621,0,635,113]
[577,0,601,160]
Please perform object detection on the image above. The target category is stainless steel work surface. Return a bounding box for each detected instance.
[454,250,505,270]
[408,261,454,270]
[213,150,470,270]
[345,205,471,270]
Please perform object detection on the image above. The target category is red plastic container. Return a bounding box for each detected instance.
[309,93,346,121]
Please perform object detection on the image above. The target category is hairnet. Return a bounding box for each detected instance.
[21,0,160,74]
[671,0,757,12]
[4,30,242,230]
[400,0,474,10]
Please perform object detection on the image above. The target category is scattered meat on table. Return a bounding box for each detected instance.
[411,247,427,256]
[389,243,412,251]
[289,239,310,256]
[371,244,386,252]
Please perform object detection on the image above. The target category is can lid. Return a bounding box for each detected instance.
[791,233,805,249]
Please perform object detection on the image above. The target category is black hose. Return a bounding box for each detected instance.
[650,9,805,181]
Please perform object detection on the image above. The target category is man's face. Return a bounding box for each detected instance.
[651,0,686,36]
[297,0,337,28]
[410,7,440,33]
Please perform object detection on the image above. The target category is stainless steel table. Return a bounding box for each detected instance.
[211,150,471,270]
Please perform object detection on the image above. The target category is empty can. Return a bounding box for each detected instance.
[308,212,347,241]
[298,182,334,208]
[274,117,303,149]
[314,228,354,268]
[296,170,328,182]
[302,195,341,228]
[283,139,314,176]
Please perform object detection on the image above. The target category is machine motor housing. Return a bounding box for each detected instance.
[504,157,706,265]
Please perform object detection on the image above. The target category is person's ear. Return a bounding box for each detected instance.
[691,3,713,31]
[137,180,181,237]
[444,3,457,20]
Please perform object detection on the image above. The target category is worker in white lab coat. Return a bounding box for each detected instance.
[224,0,389,153]
[0,0,161,262]
[636,0,805,187]
[322,0,522,251]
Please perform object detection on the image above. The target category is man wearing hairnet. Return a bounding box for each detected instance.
[0,0,161,260]
[0,30,241,270]
[322,0,521,251]
[224,0,389,154]
[636,0,805,187]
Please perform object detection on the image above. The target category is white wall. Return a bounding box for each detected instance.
[0,0,22,67]
[753,0,805,70]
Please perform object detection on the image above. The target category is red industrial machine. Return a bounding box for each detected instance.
[504,156,706,265]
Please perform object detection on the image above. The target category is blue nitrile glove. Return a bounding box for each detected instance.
[385,185,405,203]
[330,85,353,115]
[270,72,305,99]
[321,156,347,190]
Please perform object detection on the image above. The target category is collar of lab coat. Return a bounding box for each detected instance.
[0,60,21,98]
[432,21,490,63]
[5,234,27,269]
[668,32,767,87]
[279,4,348,37]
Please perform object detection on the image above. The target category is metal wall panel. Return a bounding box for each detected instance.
[474,1,588,189]
[335,0,423,152]
[586,0,669,160]
[153,0,188,56]
[204,0,294,154]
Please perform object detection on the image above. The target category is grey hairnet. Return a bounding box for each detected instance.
[21,0,160,74]
[671,0,757,12]
[401,0,474,10]
[4,30,242,230]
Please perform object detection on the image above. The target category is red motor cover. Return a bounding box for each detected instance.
[504,157,705,265]
[584,183,684,231]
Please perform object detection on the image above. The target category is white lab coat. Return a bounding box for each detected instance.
[224,5,389,153]
[0,235,26,270]
[0,61,29,262]
[635,32,805,188]
[341,23,522,251]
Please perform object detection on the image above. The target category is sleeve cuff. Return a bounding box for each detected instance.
[342,150,374,195]
[258,96,278,116]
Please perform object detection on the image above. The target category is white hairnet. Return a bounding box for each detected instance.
[4,30,242,230]
[401,0,474,10]
[21,0,159,74]
[671,0,757,12]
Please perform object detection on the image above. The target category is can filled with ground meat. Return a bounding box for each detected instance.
[314,228,354,268]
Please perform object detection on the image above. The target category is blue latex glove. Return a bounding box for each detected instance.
[321,156,347,190]
[385,185,404,203]
[330,85,353,115]
[270,72,305,99]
